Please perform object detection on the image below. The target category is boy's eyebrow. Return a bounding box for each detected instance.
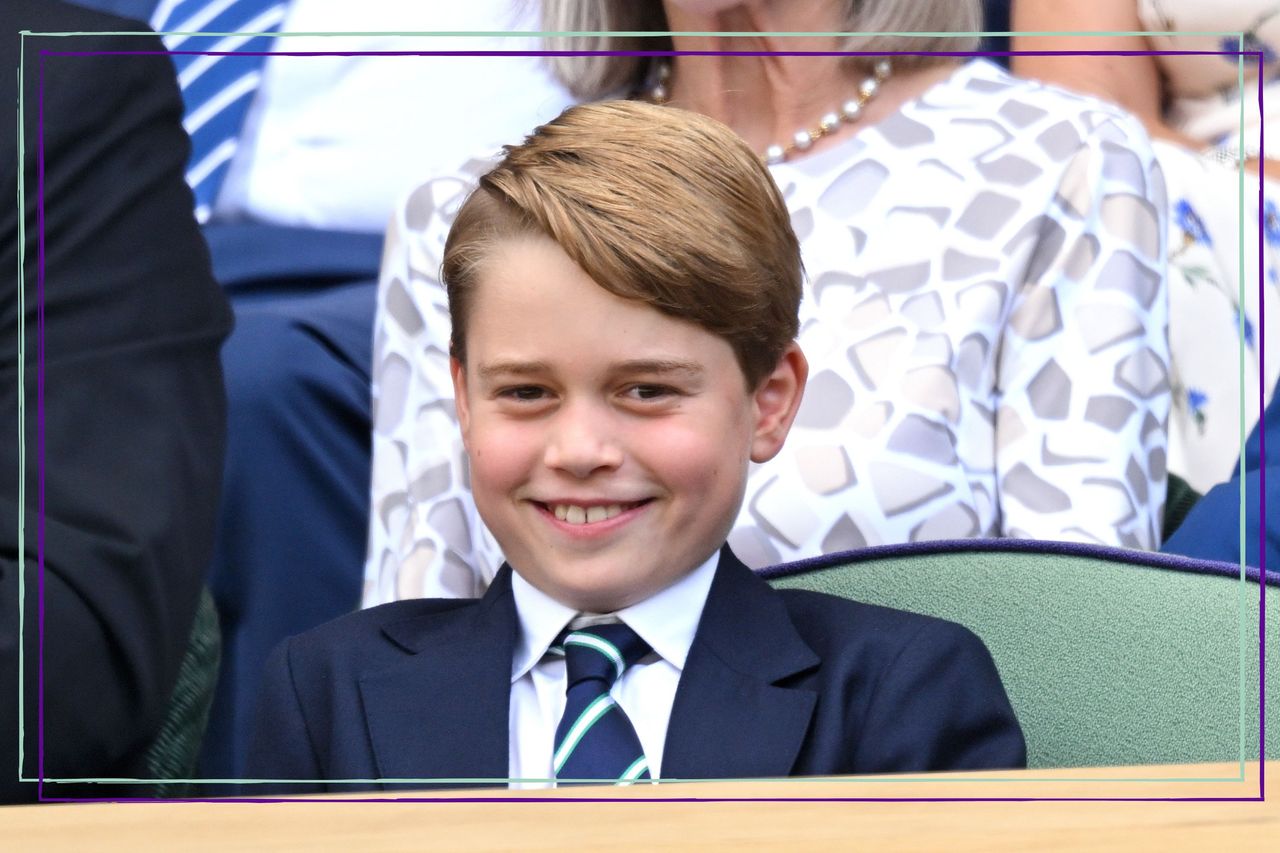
[610,359,704,377]
[476,360,552,379]
[475,358,704,379]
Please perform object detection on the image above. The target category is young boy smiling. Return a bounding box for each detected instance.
[249,102,1025,789]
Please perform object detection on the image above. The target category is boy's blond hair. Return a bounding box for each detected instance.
[442,100,802,388]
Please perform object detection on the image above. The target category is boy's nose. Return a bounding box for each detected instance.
[542,401,624,478]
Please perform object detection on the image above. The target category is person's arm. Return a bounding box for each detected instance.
[993,110,1170,548]
[0,9,232,798]
[1010,0,1197,147]
[1012,0,1274,172]
[363,161,504,606]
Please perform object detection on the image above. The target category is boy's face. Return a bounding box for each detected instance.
[451,235,805,613]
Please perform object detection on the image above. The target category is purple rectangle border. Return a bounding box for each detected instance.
[25,43,1270,804]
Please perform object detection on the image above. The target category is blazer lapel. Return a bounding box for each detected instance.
[662,548,821,780]
[358,567,517,785]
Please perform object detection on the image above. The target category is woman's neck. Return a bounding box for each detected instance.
[660,1,962,159]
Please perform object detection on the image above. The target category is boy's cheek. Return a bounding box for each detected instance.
[465,426,535,484]
[643,428,746,487]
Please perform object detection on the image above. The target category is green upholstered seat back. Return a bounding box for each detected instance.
[766,544,1277,769]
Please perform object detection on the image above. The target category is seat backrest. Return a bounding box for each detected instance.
[765,541,1277,769]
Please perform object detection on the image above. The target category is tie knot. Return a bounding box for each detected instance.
[556,623,651,688]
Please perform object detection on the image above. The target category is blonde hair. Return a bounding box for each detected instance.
[443,100,802,388]
[541,0,983,99]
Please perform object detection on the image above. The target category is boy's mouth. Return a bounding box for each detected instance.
[535,500,651,526]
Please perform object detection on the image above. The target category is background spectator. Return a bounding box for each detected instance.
[1,0,231,801]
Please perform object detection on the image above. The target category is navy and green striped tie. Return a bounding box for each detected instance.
[552,623,653,784]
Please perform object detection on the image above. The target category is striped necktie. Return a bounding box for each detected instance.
[552,623,654,784]
[151,0,288,223]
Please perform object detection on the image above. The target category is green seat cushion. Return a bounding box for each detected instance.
[766,542,1276,769]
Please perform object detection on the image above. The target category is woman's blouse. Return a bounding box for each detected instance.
[362,59,1170,603]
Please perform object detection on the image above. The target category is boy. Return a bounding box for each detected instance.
[248,102,1025,790]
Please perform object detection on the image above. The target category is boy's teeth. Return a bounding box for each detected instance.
[552,503,628,525]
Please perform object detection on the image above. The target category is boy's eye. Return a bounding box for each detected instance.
[499,386,548,401]
[625,384,675,401]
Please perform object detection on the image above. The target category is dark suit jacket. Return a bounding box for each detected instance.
[249,548,1025,790]
[0,0,232,801]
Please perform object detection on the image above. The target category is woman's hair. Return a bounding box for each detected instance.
[442,100,803,388]
[541,0,983,99]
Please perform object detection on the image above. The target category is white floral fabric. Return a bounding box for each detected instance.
[1158,144,1280,493]
[1137,0,1280,492]
[362,60,1171,605]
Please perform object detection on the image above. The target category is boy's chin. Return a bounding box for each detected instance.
[548,581,641,615]
[509,541,712,613]
[531,569,660,614]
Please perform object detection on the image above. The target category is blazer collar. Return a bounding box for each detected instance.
[359,549,822,784]
[662,546,821,780]
[359,567,518,785]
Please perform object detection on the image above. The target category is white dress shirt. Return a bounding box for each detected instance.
[507,551,720,788]
[213,0,575,232]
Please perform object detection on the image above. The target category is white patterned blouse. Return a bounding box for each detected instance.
[362,59,1170,604]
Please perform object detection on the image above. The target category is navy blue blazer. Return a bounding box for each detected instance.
[248,548,1025,790]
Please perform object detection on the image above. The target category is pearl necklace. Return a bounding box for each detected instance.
[646,59,892,165]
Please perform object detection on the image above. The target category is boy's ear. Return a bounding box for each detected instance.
[750,342,808,464]
[449,355,472,446]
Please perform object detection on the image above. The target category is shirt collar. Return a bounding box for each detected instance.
[509,549,721,682]
[510,573,578,683]
[616,550,718,671]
